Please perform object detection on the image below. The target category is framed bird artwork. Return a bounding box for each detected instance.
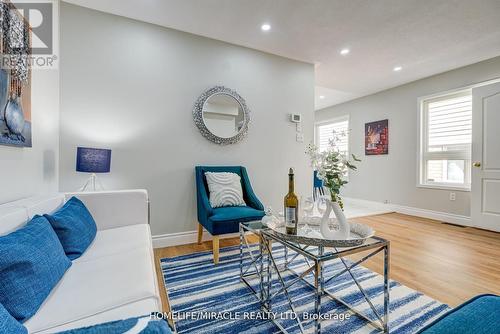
[0,0,32,148]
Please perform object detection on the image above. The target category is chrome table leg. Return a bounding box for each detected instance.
[284,245,289,269]
[265,238,272,311]
[384,243,390,333]
[239,225,243,279]
[259,234,266,309]
[314,245,324,334]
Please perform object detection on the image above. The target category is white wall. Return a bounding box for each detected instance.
[316,56,500,217]
[59,3,314,236]
[0,69,60,204]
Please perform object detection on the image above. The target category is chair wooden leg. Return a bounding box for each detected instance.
[197,223,203,245]
[213,235,220,265]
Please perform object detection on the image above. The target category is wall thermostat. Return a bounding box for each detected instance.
[290,114,302,123]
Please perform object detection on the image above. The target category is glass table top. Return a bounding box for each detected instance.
[241,220,388,260]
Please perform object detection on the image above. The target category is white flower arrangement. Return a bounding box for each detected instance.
[305,129,360,209]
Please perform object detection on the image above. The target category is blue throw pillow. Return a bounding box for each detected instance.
[0,303,27,334]
[44,196,97,260]
[0,215,72,322]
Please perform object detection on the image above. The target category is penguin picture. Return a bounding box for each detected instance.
[0,73,31,147]
[0,1,32,148]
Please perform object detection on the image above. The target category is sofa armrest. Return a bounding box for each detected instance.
[64,190,149,230]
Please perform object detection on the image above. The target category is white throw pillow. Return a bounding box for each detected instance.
[205,172,246,208]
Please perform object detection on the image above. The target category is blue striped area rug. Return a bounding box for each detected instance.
[161,244,450,333]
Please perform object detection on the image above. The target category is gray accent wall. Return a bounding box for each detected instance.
[315,56,500,217]
[59,3,314,236]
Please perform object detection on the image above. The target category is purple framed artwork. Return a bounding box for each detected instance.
[365,119,388,155]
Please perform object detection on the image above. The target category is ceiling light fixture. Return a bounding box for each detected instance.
[340,48,350,55]
[393,66,402,72]
[261,23,271,31]
[319,95,325,99]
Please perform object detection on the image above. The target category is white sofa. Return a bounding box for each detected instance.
[0,190,162,333]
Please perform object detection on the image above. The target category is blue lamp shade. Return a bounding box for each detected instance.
[76,147,111,173]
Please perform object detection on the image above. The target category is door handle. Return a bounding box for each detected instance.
[473,161,481,167]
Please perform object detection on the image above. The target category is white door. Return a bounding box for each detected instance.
[471,82,500,232]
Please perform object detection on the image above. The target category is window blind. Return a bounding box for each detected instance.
[427,94,472,151]
[317,119,348,153]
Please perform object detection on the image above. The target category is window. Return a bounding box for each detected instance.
[419,90,472,190]
[315,116,349,155]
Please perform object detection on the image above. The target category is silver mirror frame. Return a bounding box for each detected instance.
[193,86,250,145]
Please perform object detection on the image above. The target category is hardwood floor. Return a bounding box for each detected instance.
[153,212,500,316]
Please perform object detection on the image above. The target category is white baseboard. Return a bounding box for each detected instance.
[152,229,239,248]
[341,197,472,226]
[390,204,472,227]
[344,197,472,226]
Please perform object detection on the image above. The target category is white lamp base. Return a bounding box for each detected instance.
[79,173,105,192]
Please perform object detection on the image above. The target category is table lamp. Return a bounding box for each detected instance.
[76,147,112,191]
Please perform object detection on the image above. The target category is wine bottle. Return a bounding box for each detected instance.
[284,168,299,235]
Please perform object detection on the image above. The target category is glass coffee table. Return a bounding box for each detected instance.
[239,221,390,334]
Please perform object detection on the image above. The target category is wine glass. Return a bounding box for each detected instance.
[316,196,327,216]
[302,196,315,219]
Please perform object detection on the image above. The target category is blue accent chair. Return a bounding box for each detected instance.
[313,170,325,201]
[195,166,265,264]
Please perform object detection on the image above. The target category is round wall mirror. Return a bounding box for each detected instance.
[193,86,250,145]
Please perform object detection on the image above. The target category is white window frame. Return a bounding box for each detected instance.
[417,89,472,191]
[314,115,350,156]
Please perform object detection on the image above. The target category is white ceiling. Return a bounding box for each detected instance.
[63,0,500,110]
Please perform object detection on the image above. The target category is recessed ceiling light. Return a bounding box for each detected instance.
[261,23,271,31]
[340,48,350,55]
[393,66,402,72]
[319,95,325,99]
